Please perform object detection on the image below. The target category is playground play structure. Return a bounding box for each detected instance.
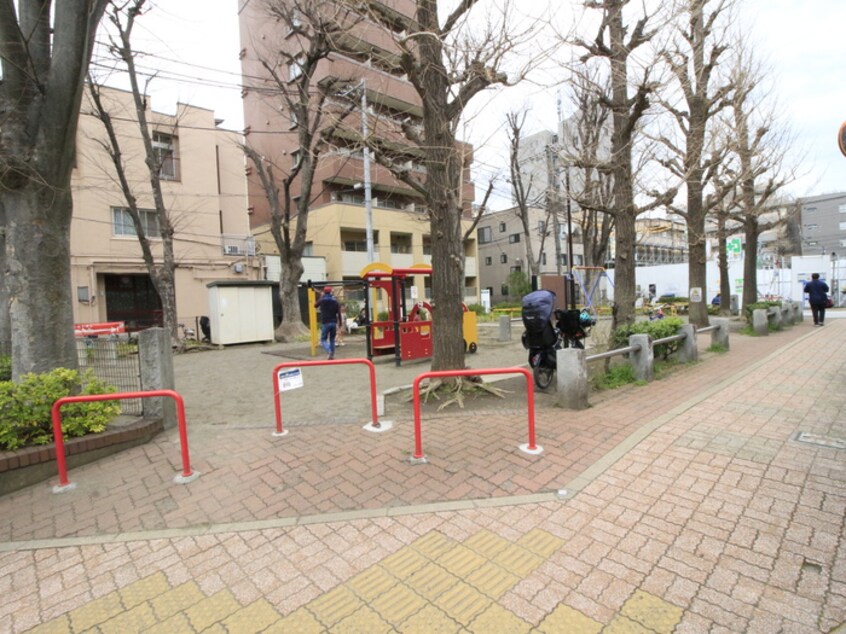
[308,262,478,366]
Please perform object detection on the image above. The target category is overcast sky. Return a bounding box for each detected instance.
[118,0,845,208]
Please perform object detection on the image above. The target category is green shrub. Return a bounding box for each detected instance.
[0,368,120,450]
[742,301,780,325]
[610,317,684,359]
[466,303,486,316]
[0,356,10,382]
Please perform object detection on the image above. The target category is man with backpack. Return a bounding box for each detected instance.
[315,286,342,359]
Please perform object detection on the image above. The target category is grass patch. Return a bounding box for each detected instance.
[591,364,636,390]
[707,343,728,353]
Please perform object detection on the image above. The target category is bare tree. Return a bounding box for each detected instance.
[87,0,181,344]
[353,0,535,372]
[659,0,735,326]
[0,0,109,378]
[242,0,357,341]
[561,68,616,299]
[574,0,673,330]
[506,110,551,278]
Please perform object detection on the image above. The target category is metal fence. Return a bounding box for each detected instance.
[76,338,142,415]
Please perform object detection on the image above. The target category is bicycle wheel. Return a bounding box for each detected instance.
[533,362,555,390]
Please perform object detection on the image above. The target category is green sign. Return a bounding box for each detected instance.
[727,238,742,254]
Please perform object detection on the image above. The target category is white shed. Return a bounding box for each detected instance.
[206,280,276,345]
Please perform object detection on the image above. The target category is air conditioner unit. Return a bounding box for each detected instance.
[225,245,242,256]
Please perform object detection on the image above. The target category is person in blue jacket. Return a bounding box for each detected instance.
[315,286,342,358]
[804,273,830,326]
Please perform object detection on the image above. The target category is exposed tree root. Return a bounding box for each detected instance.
[407,375,510,411]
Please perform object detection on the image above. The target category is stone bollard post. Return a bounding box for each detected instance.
[729,294,739,316]
[498,315,512,342]
[139,327,177,429]
[677,324,698,363]
[629,333,653,382]
[710,318,730,350]
[769,307,782,330]
[752,309,769,336]
[793,301,804,322]
[555,347,588,410]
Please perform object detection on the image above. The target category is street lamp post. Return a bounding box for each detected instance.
[831,251,838,306]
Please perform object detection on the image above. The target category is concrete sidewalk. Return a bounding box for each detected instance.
[1,321,844,632]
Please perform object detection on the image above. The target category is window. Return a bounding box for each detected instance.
[478,226,492,244]
[508,233,521,244]
[537,221,546,235]
[501,284,509,296]
[839,204,846,213]
[289,110,299,129]
[840,222,846,231]
[500,254,507,264]
[542,253,547,265]
[510,266,522,273]
[560,254,568,266]
[840,239,846,248]
[112,207,159,237]
[499,222,506,233]
[485,256,492,265]
[804,224,818,231]
[574,254,584,266]
[289,56,304,81]
[152,132,179,181]
[806,206,817,213]
[291,150,301,169]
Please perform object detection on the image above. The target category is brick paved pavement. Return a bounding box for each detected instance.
[1,320,845,632]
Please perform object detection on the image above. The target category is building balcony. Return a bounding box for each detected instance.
[315,57,421,116]
[316,153,423,196]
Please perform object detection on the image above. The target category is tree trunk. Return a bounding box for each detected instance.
[717,214,731,316]
[686,175,709,327]
[6,184,77,379]
[0,199,11,356]
[276,255,307,341]
[612,211,636,330]
[743,218,760,307]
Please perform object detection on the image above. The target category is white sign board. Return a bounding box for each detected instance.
[689,287,702,303]
[277,368,304,392]
[410,285,418,300]
[480,288,491,312]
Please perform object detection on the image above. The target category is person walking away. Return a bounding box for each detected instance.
[804,273,829,326]
[315,286,341,358]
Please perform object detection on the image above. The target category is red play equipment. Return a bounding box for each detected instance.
[359,263,478,367]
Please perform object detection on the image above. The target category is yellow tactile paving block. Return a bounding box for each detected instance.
[264,607,324,633]
[432,581,492,625]
[149,581,205,620]
[26,616,72,634]
[396,604,464,634]
[411,531,455,559]
[307,585,364,627]
[603,614,655,633]
[405,562,461,601]
[369,582,426,625]
[219,598,279,632]
[332,604,394,633]
[491,543,544,577]
[464,561,521,599]
[98,602,158,633]
[346,564,402,601]
[67,593,124,631]
[467,603,532,634]
[183,588,240,631]
[118,571,170,609]
[380,547,430,580]
[536,604,603,634]
[463,529,511,559]
[143,612,195,634]
[517,528,565,558]
[619,589,684,633]
[436,544,488,577]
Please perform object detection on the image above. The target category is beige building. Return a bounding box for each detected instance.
[70,86,258,332]
[237,0,479,309]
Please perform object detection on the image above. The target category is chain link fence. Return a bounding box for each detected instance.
[76,337,142,415]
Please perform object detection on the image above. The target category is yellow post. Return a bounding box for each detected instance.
[308,287,318,357]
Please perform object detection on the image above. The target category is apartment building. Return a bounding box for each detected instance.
[477,206,586,305]
[798,192,846,257]
[237,0,479,307]
[71,86,256,332]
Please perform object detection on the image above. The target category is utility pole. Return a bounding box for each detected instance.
[546,141,563,277]
[361,80,374,263]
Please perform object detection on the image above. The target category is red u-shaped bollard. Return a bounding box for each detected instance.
[272,358,379,435]
[411,367,542,462]
[51,389,196,492]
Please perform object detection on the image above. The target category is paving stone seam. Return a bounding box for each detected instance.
[0,329,817,555]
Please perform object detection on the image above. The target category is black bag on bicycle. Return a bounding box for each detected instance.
[521,290,558,349]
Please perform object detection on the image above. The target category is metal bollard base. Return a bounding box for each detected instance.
[408,456,428,465]
[271,430,289,437]
[519,443,544,455]
[173,471,201,484]
[363,420,392,433]
[52,482,77,494]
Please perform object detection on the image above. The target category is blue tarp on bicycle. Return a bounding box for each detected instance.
[521,290,558,348]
